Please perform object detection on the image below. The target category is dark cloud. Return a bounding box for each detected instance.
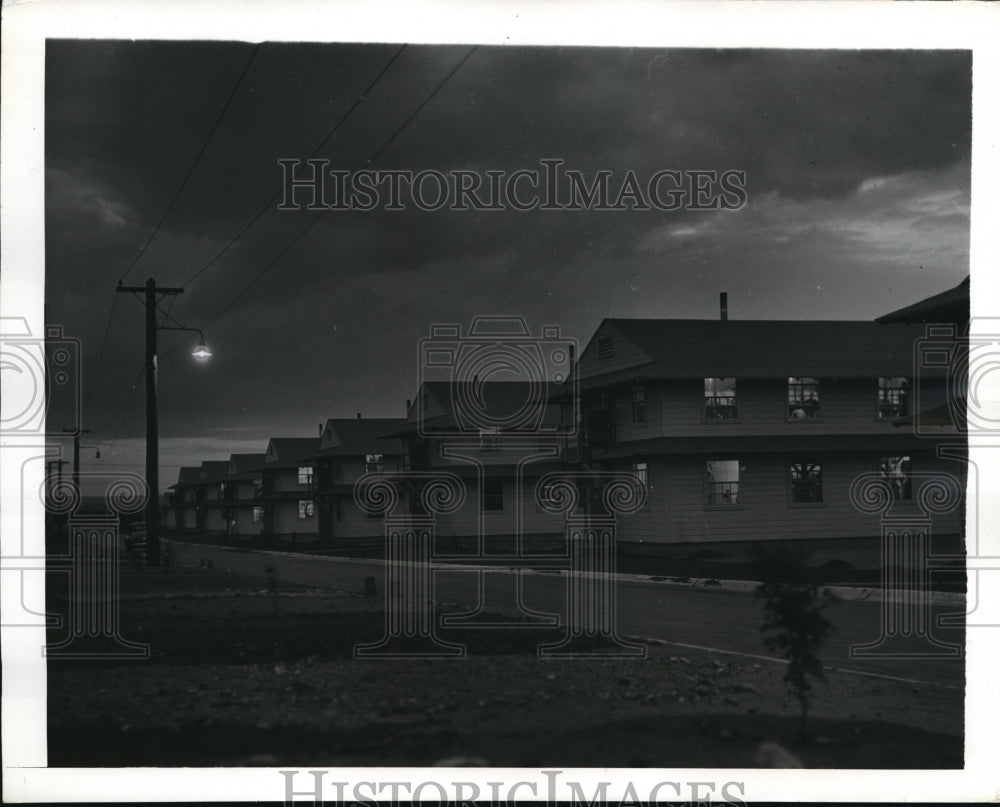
[44,41,971,484]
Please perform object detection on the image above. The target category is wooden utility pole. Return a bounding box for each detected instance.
[117,278,183,565]
[62,427,91,492]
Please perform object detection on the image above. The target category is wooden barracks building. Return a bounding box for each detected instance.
[166,279,967,565]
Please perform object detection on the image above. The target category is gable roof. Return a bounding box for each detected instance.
[579,319,921,383]
[876,276,969,325]
[197,461,231,484]
[391,380,567,436]
[260,437,321,468]
[227,453,266,478]
[308,418,407,458]
[171,465,204,489]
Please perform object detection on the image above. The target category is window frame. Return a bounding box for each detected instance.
[788,458,824,507]
[704,459,743,510]
[787,377,822,421]
[631,383,647,425]
[703,377,739,422]
[880,455,913,502]
[876,376,910,421]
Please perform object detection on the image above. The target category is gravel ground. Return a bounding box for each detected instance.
[46,566,963,768]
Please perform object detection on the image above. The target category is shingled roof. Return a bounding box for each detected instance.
[226,453,266,479]
[257,437,321,469]
[877,276,970,325]
[580,319,922,383]
[304,418,407,459]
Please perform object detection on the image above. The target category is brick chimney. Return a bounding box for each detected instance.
[720,292,728,321]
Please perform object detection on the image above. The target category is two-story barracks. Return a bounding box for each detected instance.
[574,310,966,565]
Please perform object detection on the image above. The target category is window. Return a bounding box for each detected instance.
[252,478,263,498]
[632,461,648,489]
[632,461,649,508]
[631,384,647,424]
[483,478,504,511]
[298,465,313,486]
[788,377,821,419]
[878,377,910,419]
[479,429,502,454]
[705,460,741,506]
[218,482,227,500]
[881,456,912,501]
[252,506,263,523]
[298,499,314,519]
[704,377,737,419]
[789,460,823,504]
[365,453,384,473]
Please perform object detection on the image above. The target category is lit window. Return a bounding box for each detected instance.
[705,460,741,506]
[365,453,384,473]
[598,336,614,360]
[881,456,912,501]
[878,377,910,419]
[298,499,314,519]
[252,506,263,523]
[483,478,504,511]
[704,378,738,419]
[631,384,647,424]
[298,466,313,486]
[790,460,823,504]
[788,377,821,419]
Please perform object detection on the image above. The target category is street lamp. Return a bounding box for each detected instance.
[116,278,213,566]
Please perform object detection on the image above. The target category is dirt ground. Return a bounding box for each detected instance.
[46,565,963,768]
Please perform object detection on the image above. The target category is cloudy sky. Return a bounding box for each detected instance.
[44,41,971,489]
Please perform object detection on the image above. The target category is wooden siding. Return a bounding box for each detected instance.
[271,499,318,537]
[608,452,963,546]
[437,478,566,540]
[578,321,654,381]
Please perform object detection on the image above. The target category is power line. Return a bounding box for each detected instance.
[119,43,261,284]
[187,46,478,339]
[180,43,408,289]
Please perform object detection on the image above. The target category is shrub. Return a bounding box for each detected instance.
[755,547,834,742]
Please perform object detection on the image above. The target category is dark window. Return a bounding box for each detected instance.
[598,336,614,360]
[483,478,504,511]
[788,377,821,418]
[704,377,738,419]
[790,460,823,504]
[705,460,740,506]
[631,384,647,424]
[479,429,502,454]
[881,456,912,501]
[878,377,910,419]
[252,478,263,498]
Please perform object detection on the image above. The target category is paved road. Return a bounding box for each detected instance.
[166,540,965,688]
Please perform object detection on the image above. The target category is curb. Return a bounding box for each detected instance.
[164,539,967,607]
